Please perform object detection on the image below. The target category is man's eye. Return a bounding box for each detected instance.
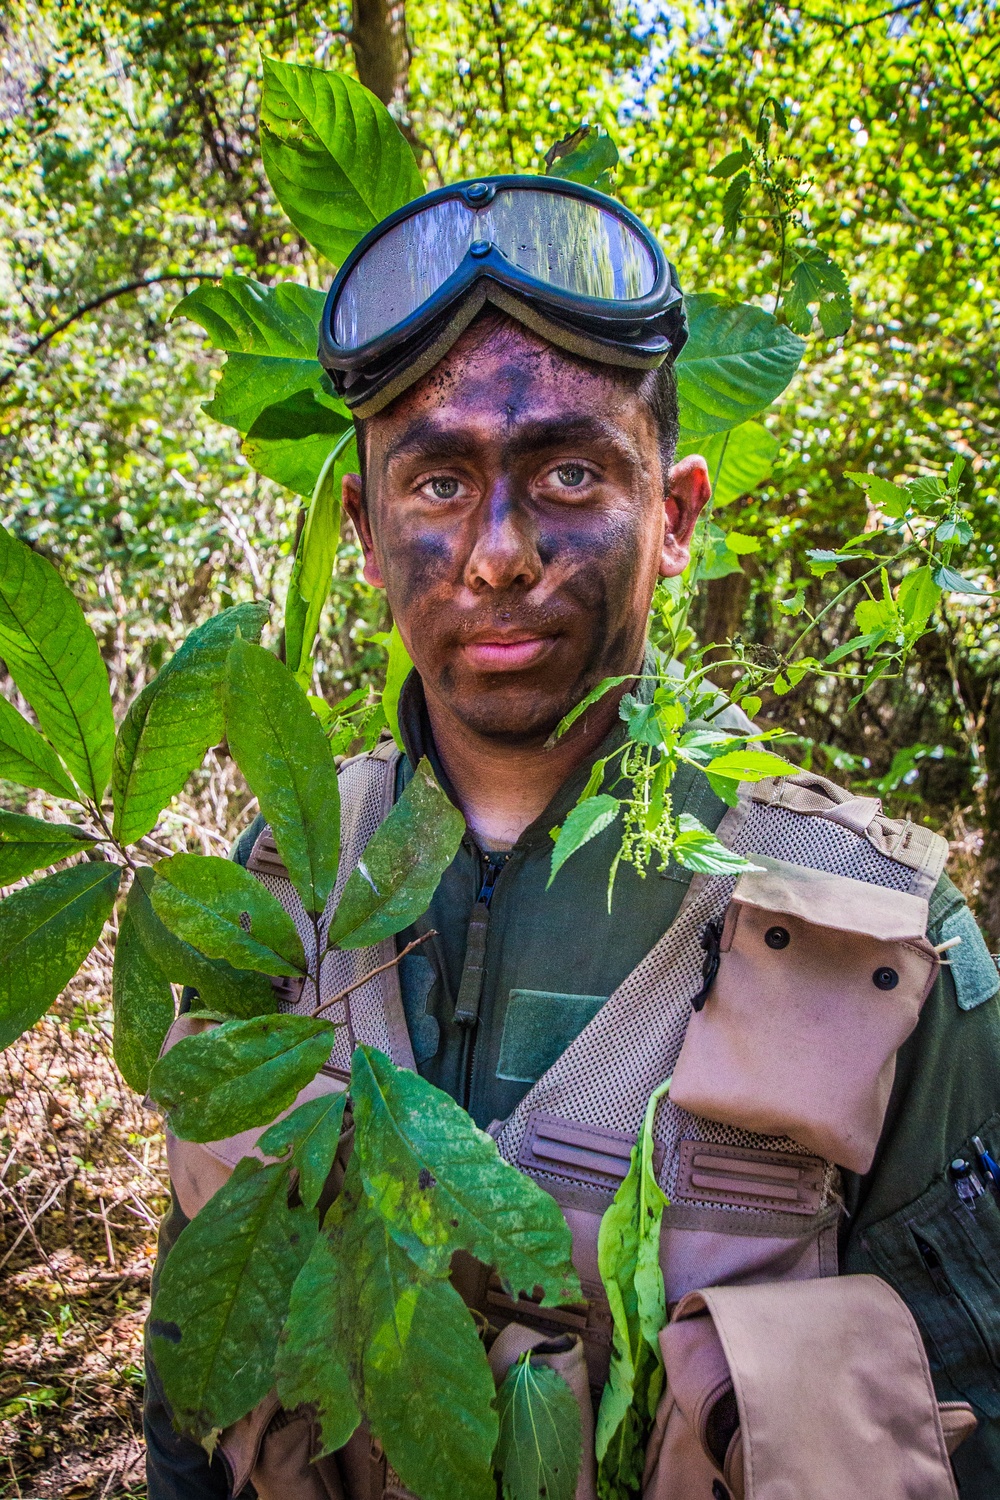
[555,464,588,488]
[427,476,461,500]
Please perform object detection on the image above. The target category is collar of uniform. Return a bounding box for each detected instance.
[396,652,656,852]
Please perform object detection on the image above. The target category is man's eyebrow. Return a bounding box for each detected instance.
[381,419,480,470]
[381,413,642,470]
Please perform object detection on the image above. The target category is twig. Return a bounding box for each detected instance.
[309,931,437,1023]
[0,1172,75,1271]
[98,1195,117,1270]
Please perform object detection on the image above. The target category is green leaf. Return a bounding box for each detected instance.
[148,1013,337,1143]
[697,747,791,781]
[375,622,413,752]
[277,1160,497,1500]
[351,1045,581,1302]
[824,631,884,664]
[724,530,761,555]
[0,694,78,800]
[548,794,620,888]
[329,756,464,949]
[495,1354,582,1500]
[0,526,114,802]
[547,675,631,746]
[0,863,120,1051]
[0,809,96,883]
[784,248,852,338]
[113,603,268,848]
[112,901,175,1093]
[897,565,942,635]
[934,565,991,596]
[149,853,306,977]
[935,518,973,544]
[259,1091,347,1211]
[150,1157,317,1440]
[545,124,618,189]
[671,815,764,875]
[709,149,746,179]
[844,471,910,519]
[595,1079,669,1478]
[285,430,355,685]
[260,58,424,266]
[224,638,341,916]
[129,867,276,1019]
[675,296,805,436]
[906,475,947,503]
[208,353,333,435]
[242,389,352,497]
[722,169,750,235]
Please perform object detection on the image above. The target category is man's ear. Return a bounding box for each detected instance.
[342,472,385,589]
[660,455,711,578]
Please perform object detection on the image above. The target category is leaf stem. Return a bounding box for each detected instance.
[308,930,437,1031]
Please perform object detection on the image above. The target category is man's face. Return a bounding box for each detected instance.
[344,319,709,745]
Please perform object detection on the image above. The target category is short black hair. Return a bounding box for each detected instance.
[352,307,679,503]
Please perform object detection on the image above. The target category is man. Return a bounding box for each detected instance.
[146,176,1000,1497]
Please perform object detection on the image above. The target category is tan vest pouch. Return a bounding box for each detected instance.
[669,855,940,1174]
[642,1274,974,1500]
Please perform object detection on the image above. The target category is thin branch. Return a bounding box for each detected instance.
[0,271,221,392]
[309,930,437,1023]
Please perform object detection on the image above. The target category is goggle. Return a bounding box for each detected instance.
[319,175,687,417]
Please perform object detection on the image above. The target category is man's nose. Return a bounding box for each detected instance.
[463,485,542,594]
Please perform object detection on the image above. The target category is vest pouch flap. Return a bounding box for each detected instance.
[649,1275,969,1500]
[669,856,939,1175]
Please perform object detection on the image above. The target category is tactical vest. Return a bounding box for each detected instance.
[160,744,977,1500]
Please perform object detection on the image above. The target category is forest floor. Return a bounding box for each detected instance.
[0,783,987,1497]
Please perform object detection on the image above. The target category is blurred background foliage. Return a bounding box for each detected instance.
[0,0,997,935]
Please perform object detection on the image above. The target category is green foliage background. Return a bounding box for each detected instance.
[0,0,998,931]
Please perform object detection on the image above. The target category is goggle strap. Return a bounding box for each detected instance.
[346,280,669,418]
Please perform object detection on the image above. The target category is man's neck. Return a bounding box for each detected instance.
[422,678,633,848]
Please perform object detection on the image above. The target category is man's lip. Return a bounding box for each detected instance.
[461,632,557,671]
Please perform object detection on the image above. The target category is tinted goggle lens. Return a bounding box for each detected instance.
[332,187,658,350]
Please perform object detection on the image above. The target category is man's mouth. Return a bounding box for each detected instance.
[461,630,558,672]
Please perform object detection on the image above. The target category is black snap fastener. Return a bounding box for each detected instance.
[465,181,491,203]
[712,1483,730,1500]
[469,239,491,257]
[873,966,899,990]
[764,925,790,949]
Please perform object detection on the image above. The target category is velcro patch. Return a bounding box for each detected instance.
[939,904,1000,1012]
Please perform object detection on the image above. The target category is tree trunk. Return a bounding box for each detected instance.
[351,0,410,107]
[700,567,751,690]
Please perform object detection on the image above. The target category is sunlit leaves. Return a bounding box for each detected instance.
[671,814,762,872]
[284,429,355,685]
[350,1045,581,1302]
[0,695,78,801]
[150,1157,317,1440]
[224,639,341,916]
[675,295,804,436]
[112,904,175,1094]
[0,863,120,1050]
[785,248,852,337]
[548,794,619,888]
[259,1091,348,1211]
[112,603,268,848]
[676,421,780,507]
[495,1354,582,1500]
[0,526,114,802]
[242,389,352,498]
[148,1014,336,1143]
[329,758,464,948]
[260,59,424,266]
[149,853,306,977]
[544,123,618,190]
[0,809,96,883]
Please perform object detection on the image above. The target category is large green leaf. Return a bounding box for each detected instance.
[276,1160,497,1500]
[675,420,780,507]
[351,1045,581,1302]
[0,694,78,801]
[547,794,619,889]
[242,389,352,497]
[129,867,276,1019]
[150,1157,317,1439]
[495,1354,582,1500]
[260,58,424,266]
[545,123,618,191]
[595,1081,669,1488]
[0,526,114,802]
[148,1013,336,1143]
[329,757,464,949]
[784,248,852,338]
[149,853,306,977]
[112,900,175,1093]
[0,863,121,1050]
[259,1091,347,1210]
[675,295,804,436]
[224,639,341,916]
[284,429,355,684]
[112,603,268,847]
[173,276,333,435]
[0,809,96,883]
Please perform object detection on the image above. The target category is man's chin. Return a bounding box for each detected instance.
[444,682,583,746]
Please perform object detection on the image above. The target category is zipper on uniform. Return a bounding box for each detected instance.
[454,849,509,1027]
